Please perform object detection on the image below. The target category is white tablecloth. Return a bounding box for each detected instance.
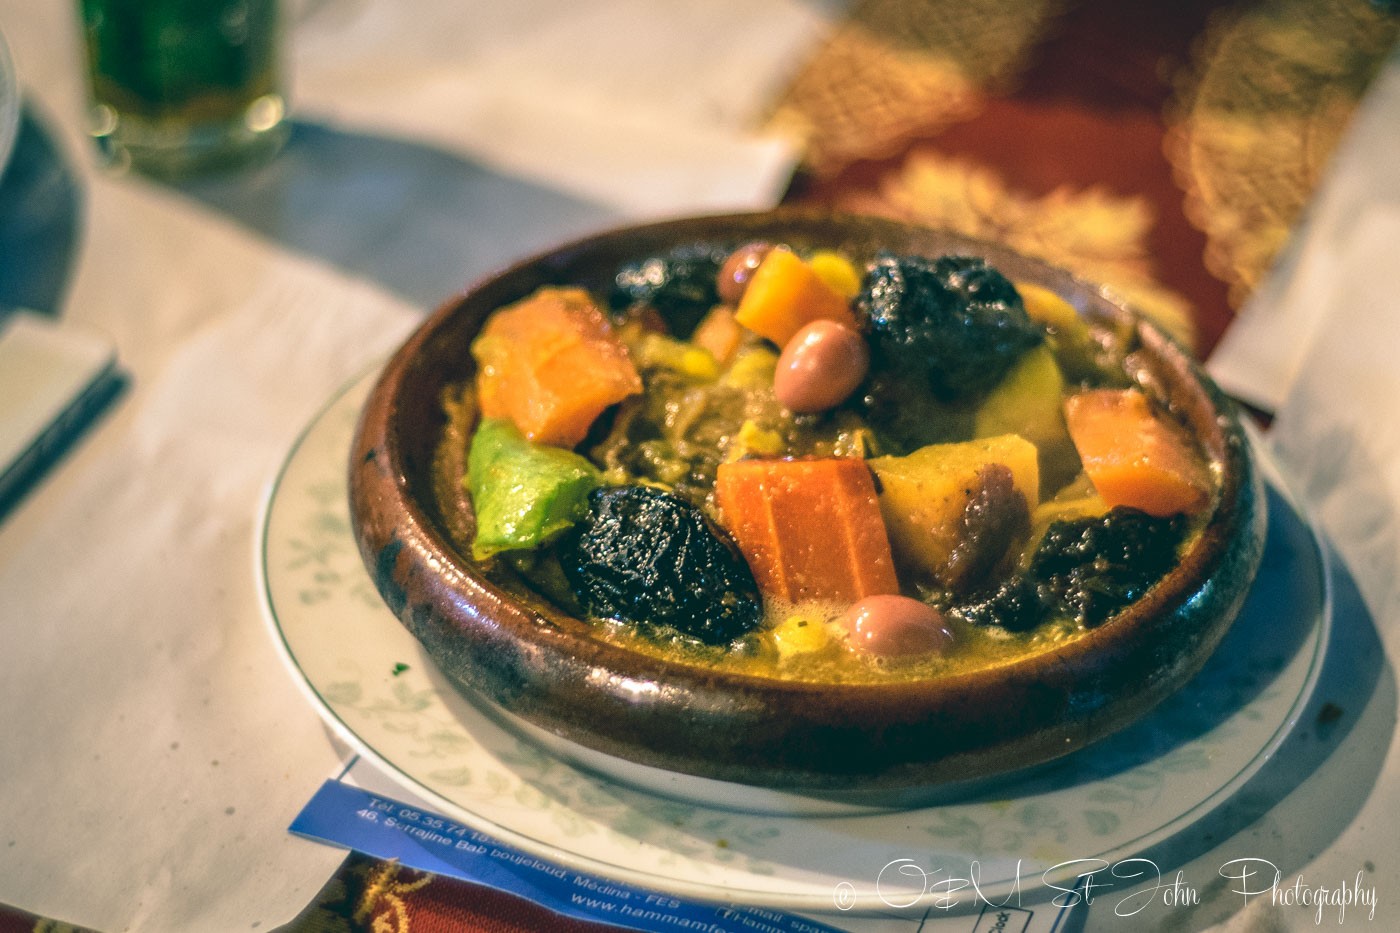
[0,2,817,929]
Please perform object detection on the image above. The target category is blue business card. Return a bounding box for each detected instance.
[291,773,854,933]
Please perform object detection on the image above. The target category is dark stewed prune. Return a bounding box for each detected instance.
[856,253,1043,401]
[1029,507,1187,628]
[950,507,1187,631]
[946,575,1044,632]
[558,485,762,645]
[610,243,727,337]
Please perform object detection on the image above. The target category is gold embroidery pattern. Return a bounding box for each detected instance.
[839,153,1198,349]
[1165,0,1398,309]
[768,0,1067,175]
[357,861,433,933]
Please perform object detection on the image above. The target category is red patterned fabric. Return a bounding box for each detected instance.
[278,856,626,933]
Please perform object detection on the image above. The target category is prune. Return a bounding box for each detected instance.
[856,253,1043,401]
[948,575,1044,632]
[1030,507,1186,628]
[950,507,1187,631]
[610,243,727,337]
[558,485,762,645]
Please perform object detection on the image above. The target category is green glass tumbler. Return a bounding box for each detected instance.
[78,0,289,178]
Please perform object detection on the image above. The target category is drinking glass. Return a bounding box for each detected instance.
[77,0,289,177]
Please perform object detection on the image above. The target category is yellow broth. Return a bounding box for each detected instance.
[436,252,1217,684]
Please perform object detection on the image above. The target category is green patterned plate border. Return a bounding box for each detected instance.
[256,368,1329,913]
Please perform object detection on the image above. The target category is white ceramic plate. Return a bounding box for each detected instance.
[257,368,1329,913]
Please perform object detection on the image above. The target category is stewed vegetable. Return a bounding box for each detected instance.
[446,238,1216,682]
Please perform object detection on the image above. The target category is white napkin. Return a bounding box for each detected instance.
[289,0,832,216]
[0,173,419,930]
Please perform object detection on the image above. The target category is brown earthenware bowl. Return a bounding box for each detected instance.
[348,209,1265,795]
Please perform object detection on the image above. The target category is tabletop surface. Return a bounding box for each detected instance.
[1,2,1398,932]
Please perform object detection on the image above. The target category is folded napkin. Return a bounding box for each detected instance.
[289,0,831,216]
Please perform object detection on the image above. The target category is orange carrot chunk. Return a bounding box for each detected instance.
[733,248,858,347]
[714,458,899,605]
[691,304,746,367]
[471,287,642,448]
[1063,388,1213,518]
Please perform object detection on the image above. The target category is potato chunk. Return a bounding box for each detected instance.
[973,345,1080,492]
[870,435,1039,589]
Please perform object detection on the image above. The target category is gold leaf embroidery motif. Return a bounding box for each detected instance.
[357,861,433,933]
[1165,0,1398,308]
[768,0,1067,175]
[841,153,1198,349]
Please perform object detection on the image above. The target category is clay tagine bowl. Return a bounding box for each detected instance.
[348,209,1265,798]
